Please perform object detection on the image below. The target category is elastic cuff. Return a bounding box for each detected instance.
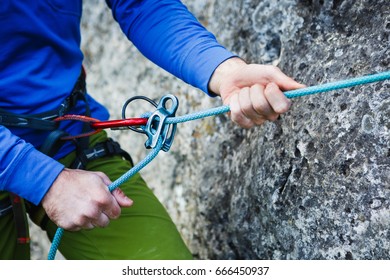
[182,45,237,96]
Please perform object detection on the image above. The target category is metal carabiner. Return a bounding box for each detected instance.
[144,94,179,152]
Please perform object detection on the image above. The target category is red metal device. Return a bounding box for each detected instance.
[54,114,149,139]
[90,118,148,129]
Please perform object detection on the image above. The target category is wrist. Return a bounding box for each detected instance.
[208,57,247,95]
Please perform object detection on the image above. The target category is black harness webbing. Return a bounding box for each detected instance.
[0,111,58,130]
[0,197,12,217]
[71,138,134,170]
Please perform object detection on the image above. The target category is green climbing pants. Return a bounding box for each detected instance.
[0,131,192,260]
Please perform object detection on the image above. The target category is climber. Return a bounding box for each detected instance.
[0,0,304,259]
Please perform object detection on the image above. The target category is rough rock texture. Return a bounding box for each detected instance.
[173,0,390,260]
[31,0,389,259]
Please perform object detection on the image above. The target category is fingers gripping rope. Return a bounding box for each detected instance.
[48,71,390,259]
[165,71,390,124]
[47,138,164,260]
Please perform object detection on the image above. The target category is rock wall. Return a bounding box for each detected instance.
[32,0,390,259]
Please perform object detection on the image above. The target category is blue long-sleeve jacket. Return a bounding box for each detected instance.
[0,0,234,205]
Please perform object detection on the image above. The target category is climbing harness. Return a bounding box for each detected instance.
[0,69,87,131]
[71,137,134,169]
[46,70,390,259]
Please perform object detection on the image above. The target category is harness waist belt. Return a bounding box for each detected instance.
[0,69,86,130]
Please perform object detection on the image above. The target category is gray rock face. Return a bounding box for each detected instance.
[175,0,390,260]
[31,0,389,259]
[180,0,389,260]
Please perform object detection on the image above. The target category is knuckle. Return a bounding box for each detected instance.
[230,111,244,125]
[232,114,254,128]
[74,215,88,227]
[242,122,255,129]
[96,196,111,207]
[111,206,121,219]
[87,174,102,186]
[97,215,110,228]
[267,114,280,122]
[274,102,290,114]
[105,207,120,219]
[85,205,101,219]
[253,102,269,115]
[250,83,263,91]
[59,220,72,230]
[240,102,252,113]
[254,119,266,126]
[264,85,276,98]
[102,219,110,228]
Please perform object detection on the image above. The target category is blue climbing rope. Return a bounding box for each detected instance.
[283,71,390,99]
[166,71,390,124]
[48,70,390,260]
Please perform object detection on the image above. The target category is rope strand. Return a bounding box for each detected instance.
[284,71,390,99]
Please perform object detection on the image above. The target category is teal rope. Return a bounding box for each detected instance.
[284,71,390,99]
[48,70,389,260]
[166,71,390,124]
[166,105,231,124]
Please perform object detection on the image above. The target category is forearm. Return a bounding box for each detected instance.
[0,126,64,205]
[208,57,247,95]
[106,0,235,94]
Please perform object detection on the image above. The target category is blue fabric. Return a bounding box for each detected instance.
[106,0,235,94]
[0,126,65,205]
[0,0,235,204]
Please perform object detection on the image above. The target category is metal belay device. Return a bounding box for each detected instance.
[143,94,179,152]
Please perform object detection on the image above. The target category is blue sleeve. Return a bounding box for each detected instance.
[0,126,64,205]
[105,0,236,95]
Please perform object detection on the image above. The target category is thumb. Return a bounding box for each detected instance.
[93,171,112,186]
[269,67,306,91]
[112,188,133,207]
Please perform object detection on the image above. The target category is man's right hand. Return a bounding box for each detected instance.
[41,168,133,231]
